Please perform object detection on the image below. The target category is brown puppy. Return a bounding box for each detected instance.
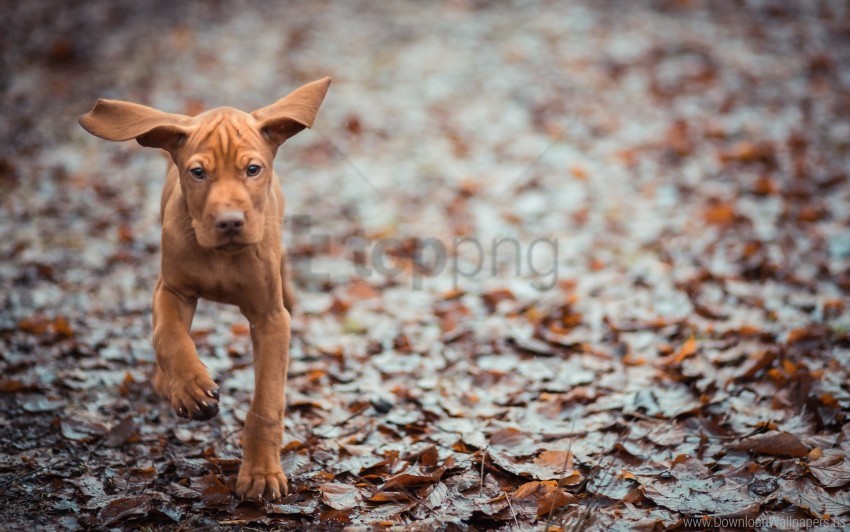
[79,77,331,500]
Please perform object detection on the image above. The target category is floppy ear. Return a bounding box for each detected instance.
[251,77,332,147]
[78,99,193,152]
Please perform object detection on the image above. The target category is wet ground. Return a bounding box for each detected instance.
[1,0,850,529]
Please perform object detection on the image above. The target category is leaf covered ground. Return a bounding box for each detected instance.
[1,0,850,530]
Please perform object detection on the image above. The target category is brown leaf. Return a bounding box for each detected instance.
[359,501,416,524]
[368,491,412,503]
[488,448,580,482]
[475,492,512,518]
[16,315,74,339]
[52,316,74,338]
[411,482,462,520]
[536,489,576,519]
[588,473,641,502]
[487,448,531,478]
[346,279,379,300]
[570,165,589,180]
[489,427,539,457]
[752,175,777,196]
[60,419,106,442]
[644,458,759,517]
[510,480,577,520]
[703,203,736,226]
[317,507,352,526]
[532,450,574,481]
[440,288,466,301]
[786,325,830,346]
[823,299,846,319]
[781,478,850,518]
[129,466,156,479]
[117,371,137,396]
[482,288,515,311]
[104,416,139,447]
[808,452,850,488]
[382,465,446,489]
[99,496,151,525]
[328,297,351,315]
[0,378,34,393]
[512,481,544,499]
[345,114,362,135]
[17,316,50,335]
[719,140,776,165]
[670,336,698,365]
[319,482,362,510]
[734,431,809,458]
[198,473,232,508]
[419,445,439,468]
[733,349,776,381]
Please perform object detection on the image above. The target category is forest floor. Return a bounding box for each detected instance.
[1,0,850,530]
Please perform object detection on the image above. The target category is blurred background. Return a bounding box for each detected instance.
[1,0,849,528]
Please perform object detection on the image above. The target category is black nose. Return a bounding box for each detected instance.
[215,211,245,236]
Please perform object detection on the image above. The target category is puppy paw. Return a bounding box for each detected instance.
[153,365,220,421]
[236,466,289,501]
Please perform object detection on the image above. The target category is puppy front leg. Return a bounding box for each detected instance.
[280,246,297,313]
[152,279,220,420]
[236,307,291,500]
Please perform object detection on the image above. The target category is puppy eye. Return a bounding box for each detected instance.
[189,167,206,179]
[246,164,262,177]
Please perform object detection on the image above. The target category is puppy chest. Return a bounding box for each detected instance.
[170,258,276,307]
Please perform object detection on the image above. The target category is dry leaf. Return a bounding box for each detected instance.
[734,431,809,458]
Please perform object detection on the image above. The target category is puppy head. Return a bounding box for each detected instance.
[79,77,331,251]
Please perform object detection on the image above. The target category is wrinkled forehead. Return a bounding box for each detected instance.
[183,108,268,167]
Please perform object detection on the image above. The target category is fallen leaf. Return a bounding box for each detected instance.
[536,488,576,519]
[670,336,698,365]
[104,416,138,447]
[510,480,577,520]
[419,445,439,468]
[734,431,809,458]
[60,419,106,442]
[489,427,539,457]
[21,397,65,413]
[482,288,515,311]
[703,203,736,226]
[346,278,379,300]
[99,496,151,525]
[781,478,850,518]
[317,507,352,526]
[0,378,35,393]
[197,473,232,508]
[382,465,447,489]
[645,466,759,517]
[319,482,362,510]
[531,450,574,481]
[808,452,850,488]
[488,448,580,482]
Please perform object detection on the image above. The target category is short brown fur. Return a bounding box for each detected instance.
[79,77,331,500]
